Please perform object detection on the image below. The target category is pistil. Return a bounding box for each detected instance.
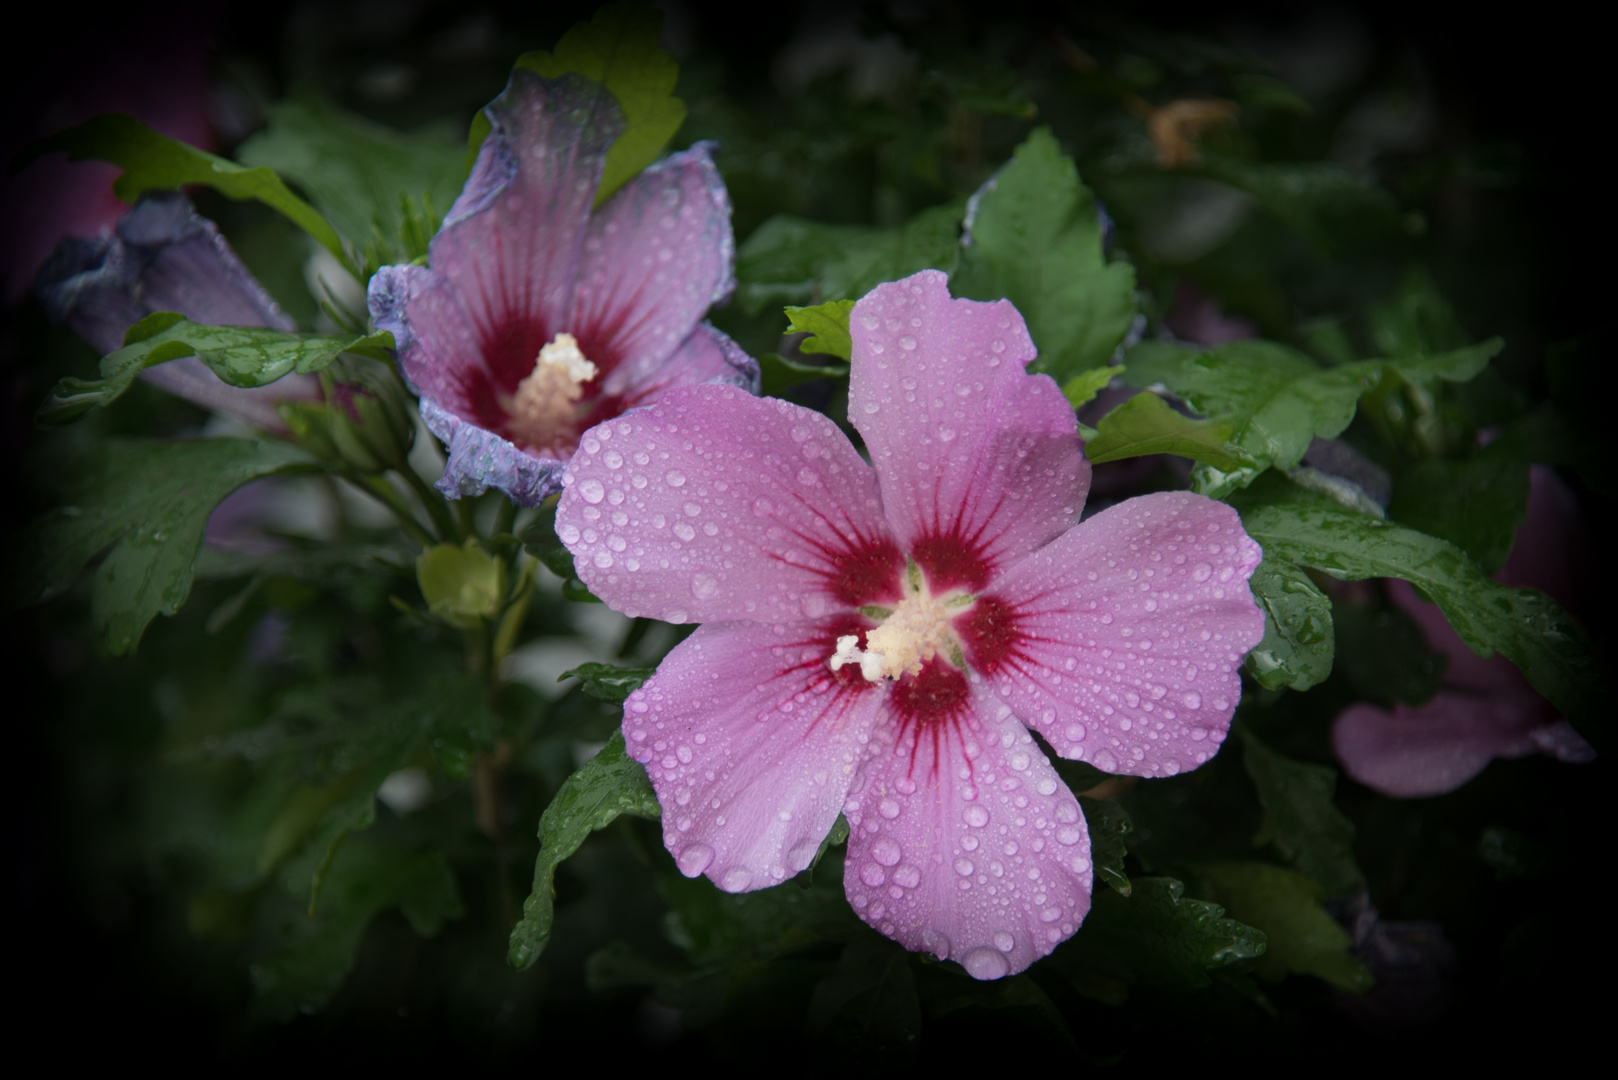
[506,332,597,452]
[831,573,969,683]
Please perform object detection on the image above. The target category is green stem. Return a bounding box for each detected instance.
[457,498,476,540]
[491,498,518,539]
[352,474,435,547]
[397,464,460,541]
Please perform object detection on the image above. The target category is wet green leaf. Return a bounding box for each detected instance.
[1084,391,1240,468]
[806,934,921,1051]
[1079,796,1134,896]
[38,314,392,424]
[1126,338,1501,497]
[1244,556,1334,690]
[1184,862,1371,992]
[1061,365,1120,409]
[1063,877,1266,990]
[509,733,661,969]
[954,128,1136,384]
[1390,452,1530,576]
[560,662,655,704]
[785,299,856,361]
[7,437,319,653]
[1231,473,1607,745]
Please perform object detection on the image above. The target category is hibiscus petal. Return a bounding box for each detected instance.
[602,321,760,408]
[429,71,623,389]
[1332,692,1552,798]
[560,383,904,625]
[36,192,314,430]
[848,270,1089,591]
[624,619,888,890]
[971,491,1264,777]
[369,263,500,428]
[842,683,1093,979]
[419,395,562,507]
[570,142,735,380]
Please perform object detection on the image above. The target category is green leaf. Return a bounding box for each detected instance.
[1231,473,1607,744]
[1237,725,1363,894]
[1244,556,1334,691]
[953,128,1137,383]
[499,1,684,207]
[1389,452,1531,576]
[1078,796,1134,896]
[251,842,463,1018]
[1061,365,1119,409]
[1083,391,1240,468]
[19,113,352,275]
[785,299,856,361]
[1185,862,1371,992]
[734,203,962,314]
[508,732,661,969]
[1063,876,1266,991]
[560,662,655,704]
[237,96,464,270]
[39,315,393,425]
[1333,602,1448,706]
[7,438,319,653]
[1125,338,1501,497]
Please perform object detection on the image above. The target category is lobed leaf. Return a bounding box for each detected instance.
[560,662,656,704]
[7,437,320,653]
[1083,391,1240,468]
[785,299,856,361]
[1388,451,1530,576]
[1184,862,1371,992]
[952,128,1137,384]
[1062,876,1266,991]
[508,733,661,969]
[1231,473,1608,745]
[1061,365,1119,409]
[1078,796,1134,896]
[39,314,393,425]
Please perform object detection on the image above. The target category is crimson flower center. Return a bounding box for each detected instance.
[829,561,973,683]
[502,332,597,455]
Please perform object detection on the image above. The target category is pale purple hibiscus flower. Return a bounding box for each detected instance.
[34,192,318,431]
[557,270,1266,978]
[368,70,755,508]
[1332,466,1595,797]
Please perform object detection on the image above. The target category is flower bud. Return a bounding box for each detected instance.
[416,540,505,629]
[323,359,417,474]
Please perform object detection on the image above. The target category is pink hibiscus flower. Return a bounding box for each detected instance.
[557,270,1266,978]
[369,70,755,508]
[1332,466,1595,797]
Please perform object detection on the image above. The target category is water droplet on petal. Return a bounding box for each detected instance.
[963,947,1011,980]
[720,866,753,891]
[666,470,687,487]
[872,838,902,866]
[578,479,605,504]
[677,843,714,876]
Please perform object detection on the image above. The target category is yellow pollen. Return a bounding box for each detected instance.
[829,589,960,683]
[505,333,598,453]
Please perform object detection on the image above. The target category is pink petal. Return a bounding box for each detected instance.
[559,383,904,625]
[848,270,1089,592]
[369,264,497,427]
[968,491,1264,776]
[842,683,1093,979]
[428,71,621,391]
[599,321,760,408]
[624,619,888,891]
[1332,691,1552,798]
[569,142,735,382]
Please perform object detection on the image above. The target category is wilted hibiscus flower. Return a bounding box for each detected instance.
[558,271,1265,978]
[369,70,755,508]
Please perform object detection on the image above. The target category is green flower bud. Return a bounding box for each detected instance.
[416,540,505,629]
[325,359,417,474]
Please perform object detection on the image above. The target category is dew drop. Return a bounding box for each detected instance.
[666,470,687,487]
[578,479,605,504]
[872,838,902,866]
[720,866,753,892]
[692,573,718,600]
[677,843,714,876]
[963,947,1010,980]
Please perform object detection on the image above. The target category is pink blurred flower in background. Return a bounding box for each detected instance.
[557,271,1265,978]
[1332,466,1596,797]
